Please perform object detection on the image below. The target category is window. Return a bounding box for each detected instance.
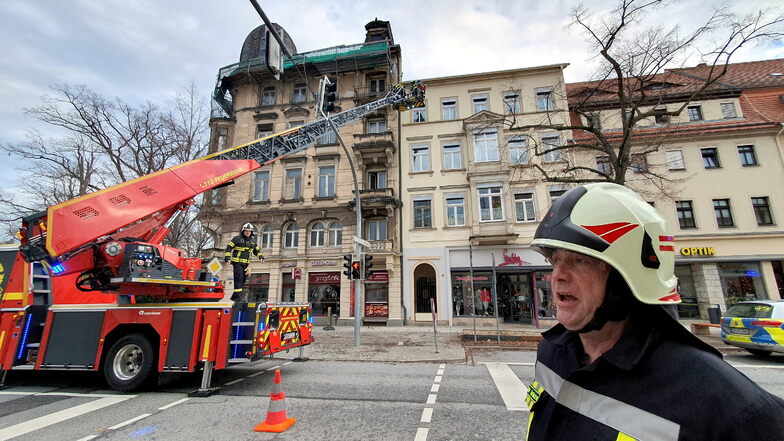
[474,130,499,162]
[285,168,302,199]
[256,123,273,139]
[317,165,335,197]
[535,88,554,111]
[514,191,536,222]
[260,225,273,249]
[478,186,504,221]
[328,221,342,246]
[472,94,488,113]
[631,154,648,173]
[654,108,670,124]
[596,156,613,174]
[752,197,773,226]
[310,222,325,247]
[737,145,758,166]
[701,148,720,169]
[720,102,737,118]
[411,144,431,172]
[508,137,527,165]
[367,119,387,134]
[542,135,562,162]
[549,186,567,202]
[503,92,520,114]
[713,199,734,227]
[216,128,228,149]
[369,76,386,95]
[209,189,221,206]
[262,86,276,106]
[292,83,307,104]
[413,198,432,228]
[367,219,387,241]
[284,223,299,248]
[289,121,304,129]
[676,201,696,229]
[445,196,465,226]
[586,113,601,130]
[666,150,685,170]
[442,143,462,170]
[687,105,703,121]
[441,98,457,120]
[368,170,387,189]
[412,107,427,123]
[318,130,336,145]
[252,171,270,202]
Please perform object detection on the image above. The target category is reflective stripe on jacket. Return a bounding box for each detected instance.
[526,306,784,441]
[224,234,264,264]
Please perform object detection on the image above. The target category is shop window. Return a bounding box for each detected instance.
[246,273,270,303]
[308,272,340,316]
[281,272,295,302]
[719,262,766,306]
[365,278,389,318]
[674,266,699,318]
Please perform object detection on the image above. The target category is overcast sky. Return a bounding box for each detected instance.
[0,0,782,193]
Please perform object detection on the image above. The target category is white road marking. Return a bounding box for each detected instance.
[439,363,445,369]
[434,375,442,383]
[224,378,245,386]
[158,398,190,410]
[74,436,98,441]
[0,396,132,440]
[107,413,151,430]
[484,362,528,411]
[430,384,440,393]
[248,371,265,377]
[426,394,437,404]
[0,391,135,398]
[729,364,784,369]
[436,369,444,376]
[281,361,292,366]
[420,408,433,423]
[414,427,429,441]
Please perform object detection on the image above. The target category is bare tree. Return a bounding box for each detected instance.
[0,83,213,252]
[505,0,784,196]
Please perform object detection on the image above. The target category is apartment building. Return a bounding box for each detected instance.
[400,65,571,326]
[204,20,406,325]
[566,59,784,319]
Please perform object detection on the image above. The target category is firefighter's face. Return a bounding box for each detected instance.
[243,229,251,237]
[548,249,611,331]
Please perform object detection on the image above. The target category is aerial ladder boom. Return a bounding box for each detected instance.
[17,81,425,293]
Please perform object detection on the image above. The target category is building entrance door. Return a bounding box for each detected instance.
[414,264,437,321]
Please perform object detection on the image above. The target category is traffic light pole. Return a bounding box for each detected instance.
[323,114,363,347]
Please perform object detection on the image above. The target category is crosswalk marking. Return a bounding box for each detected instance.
[483,362,528,411]
[0,395,132,440]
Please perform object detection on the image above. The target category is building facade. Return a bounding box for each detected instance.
[400,65,571,326]
[204,20,406,325]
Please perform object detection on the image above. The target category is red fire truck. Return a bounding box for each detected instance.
[0,81,425,393]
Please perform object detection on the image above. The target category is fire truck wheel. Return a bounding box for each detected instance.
[103,334,157,391]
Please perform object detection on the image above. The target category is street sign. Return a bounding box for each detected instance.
[352,236,371,248]
[207,257,223,275]
[292,267,302,280]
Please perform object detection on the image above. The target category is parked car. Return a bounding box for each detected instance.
[720,300,784,356]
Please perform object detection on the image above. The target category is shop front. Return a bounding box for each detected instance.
[447,247,550,325]
[307,271,340,316]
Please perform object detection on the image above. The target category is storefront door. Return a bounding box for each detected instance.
[414,264,437,321]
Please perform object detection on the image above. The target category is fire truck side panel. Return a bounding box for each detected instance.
[163,309,198,371]
[39,310,104,369]
[0,310,22,369]
[214,308,233,369]
[0,250,28,308]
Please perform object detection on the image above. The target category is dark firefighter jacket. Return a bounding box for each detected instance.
[526,306,784,441]
[224,233,264,264]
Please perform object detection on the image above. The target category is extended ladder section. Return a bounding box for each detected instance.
[206,82,425,164]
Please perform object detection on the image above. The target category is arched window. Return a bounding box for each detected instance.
[260,225,274,249]
[284,223,299,248]
[310,222,325,247]
[328,221,342,246]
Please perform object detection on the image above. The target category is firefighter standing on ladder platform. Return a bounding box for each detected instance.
[225,223,265,302]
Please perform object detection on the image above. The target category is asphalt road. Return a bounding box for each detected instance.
[1,351,783,441]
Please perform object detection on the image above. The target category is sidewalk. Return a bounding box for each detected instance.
[296,320,739,363]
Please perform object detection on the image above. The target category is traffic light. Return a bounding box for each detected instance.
[342,254,353,279]
[351,260,361,280]
[363,254,374,279]
[323,80,337,113]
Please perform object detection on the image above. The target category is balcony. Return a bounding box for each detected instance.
[353,85,392,103]
[470,222,519,246]
[353,131,395,153]
[349,188,401,210]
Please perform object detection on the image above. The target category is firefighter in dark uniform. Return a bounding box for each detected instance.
[224,223,264,302]
[526,183,784,441]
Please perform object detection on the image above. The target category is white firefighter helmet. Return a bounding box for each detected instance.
[532,183,680,305]
[242,223,255,233]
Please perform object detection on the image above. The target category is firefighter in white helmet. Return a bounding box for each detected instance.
[525,183,784,441]
[224,223,264,302]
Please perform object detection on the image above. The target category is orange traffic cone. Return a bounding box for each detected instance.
[254,369,296,432]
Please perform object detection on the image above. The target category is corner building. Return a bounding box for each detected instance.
[204,20,406,325]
